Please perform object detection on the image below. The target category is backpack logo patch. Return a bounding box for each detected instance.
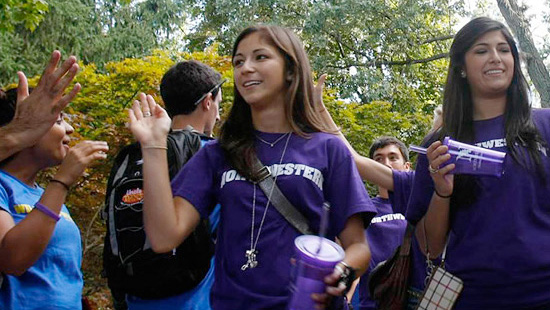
[122,188,143,205]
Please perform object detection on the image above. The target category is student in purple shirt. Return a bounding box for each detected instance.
[126,25,376,310]
[355,137,412,310]
[314,76,435,309]
[408,17,550,309]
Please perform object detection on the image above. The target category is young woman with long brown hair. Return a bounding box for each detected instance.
[128,25,375,309]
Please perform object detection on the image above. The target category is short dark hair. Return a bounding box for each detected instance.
[160,60,222,117]
[368,136,409,162]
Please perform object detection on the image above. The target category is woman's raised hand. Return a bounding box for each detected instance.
[313,74,340,132]
[426,140,454,197]
[12,51,81,148]
[313,73,327,111]
[54,141,109,187]
[128,93,171,146]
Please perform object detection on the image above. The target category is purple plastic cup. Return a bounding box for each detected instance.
[288,235,345,310]
[442,137,506,177]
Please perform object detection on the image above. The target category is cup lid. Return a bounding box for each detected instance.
[294,235,345,265]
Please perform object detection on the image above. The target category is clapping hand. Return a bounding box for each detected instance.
[55,141,109,187]
[128,93,171,147]
[312,74,340,133]
[13,51,81,148]
[313,73,327,112]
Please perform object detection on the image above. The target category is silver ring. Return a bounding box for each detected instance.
[143,111,152,117]
[428,165,439,174]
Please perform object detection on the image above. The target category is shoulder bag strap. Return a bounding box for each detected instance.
[399,222,415,256]
[251,154,313,235]
[422,218,450,269]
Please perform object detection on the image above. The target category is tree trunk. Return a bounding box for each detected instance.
[497,0,550,107]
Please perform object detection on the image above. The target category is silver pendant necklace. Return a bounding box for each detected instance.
[241,132,292,271]
[255,132,291,147]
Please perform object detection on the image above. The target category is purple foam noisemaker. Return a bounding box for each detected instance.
[409,137,506,177]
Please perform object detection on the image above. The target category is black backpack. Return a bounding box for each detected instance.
[102,130,214,299]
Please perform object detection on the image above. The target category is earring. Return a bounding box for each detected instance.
[460,70,467,78]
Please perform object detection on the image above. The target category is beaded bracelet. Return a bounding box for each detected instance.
[34,202,60,222]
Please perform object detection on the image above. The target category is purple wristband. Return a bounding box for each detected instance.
[34,202,60,222]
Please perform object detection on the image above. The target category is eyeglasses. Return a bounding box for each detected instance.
[193,78,227,106]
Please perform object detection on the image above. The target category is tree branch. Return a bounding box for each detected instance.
[421,34,454,45]
[324,52,449,69]
[497,0,550,107]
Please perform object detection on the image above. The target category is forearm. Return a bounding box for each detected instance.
[0,126,33,162]
[318,108,358,159]
[338,214,371,277]
[416,194,451,258]
[342,241,370,278]
[141,148,179,251]
[318,109,394,189]
[0,183,67,275]
[354,155,394,190]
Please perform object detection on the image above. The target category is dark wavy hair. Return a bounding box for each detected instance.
[219,25,327,180]
[433,17,546,204]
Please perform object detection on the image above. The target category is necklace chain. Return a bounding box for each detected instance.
[255,132,290,147]
[241,132,292,271]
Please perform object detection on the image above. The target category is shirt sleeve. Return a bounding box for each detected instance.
[389,170,415,215]
[405,154,435,224]
[0,184,11,214]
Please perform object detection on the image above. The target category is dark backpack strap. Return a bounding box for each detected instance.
[251,154,313,235]
[107,151,132,257]
[167,130,202,178]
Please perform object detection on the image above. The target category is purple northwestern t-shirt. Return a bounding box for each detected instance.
[393,170,434,293]
[357,170,415,310]
[389,170,415,215]
[357,197,407,310]
[406,109,550,309]
[171,131,376,310]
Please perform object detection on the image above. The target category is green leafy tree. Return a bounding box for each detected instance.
[0,0,49,32]
[187,0,460,116]
[0,0,191,85]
